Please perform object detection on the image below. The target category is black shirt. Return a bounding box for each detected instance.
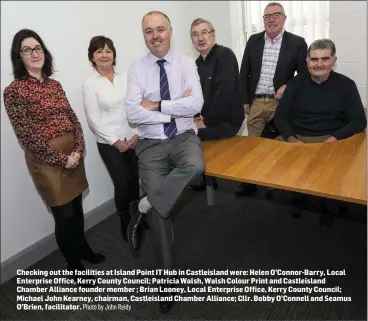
[196,44,244,127]
[274,71,367,140]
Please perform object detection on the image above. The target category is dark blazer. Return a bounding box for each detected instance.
[239,30,308,105]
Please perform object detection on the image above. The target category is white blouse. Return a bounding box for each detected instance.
[82,70,137,145]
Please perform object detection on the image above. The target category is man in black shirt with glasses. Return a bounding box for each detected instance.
[189,18,244,190]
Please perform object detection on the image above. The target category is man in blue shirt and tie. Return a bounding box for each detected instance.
[125,11,204,312]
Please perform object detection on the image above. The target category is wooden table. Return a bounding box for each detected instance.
[203,133,367,205]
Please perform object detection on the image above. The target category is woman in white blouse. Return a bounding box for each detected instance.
[83,36,139,241]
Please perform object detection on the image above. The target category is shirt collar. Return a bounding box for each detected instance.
[93,69,121,78]
[265,29,285,41]
[23,74,48,83]
[310,70,334,85]
[148,49,175,66]
[198,43,218,62]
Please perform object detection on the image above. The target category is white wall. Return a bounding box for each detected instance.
[0,1,232,263]
[329,1,367,106]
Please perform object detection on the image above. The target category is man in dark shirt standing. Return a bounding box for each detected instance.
[274,38,366,143]
[189,18,244,190]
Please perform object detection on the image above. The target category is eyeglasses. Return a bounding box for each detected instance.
[20,45,43,55]
[263,12,284,21]
[191,30,214,39]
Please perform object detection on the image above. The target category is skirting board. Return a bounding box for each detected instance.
[0,198,115,284]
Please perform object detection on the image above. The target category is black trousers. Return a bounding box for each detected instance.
[97,143,140,212]
[198,122,242,141]
[50,194,88,267]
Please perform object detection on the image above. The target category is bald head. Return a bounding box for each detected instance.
[142,11,171,31]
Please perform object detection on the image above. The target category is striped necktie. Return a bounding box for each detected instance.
[157,59,177,138]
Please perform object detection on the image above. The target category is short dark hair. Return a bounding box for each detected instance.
[10,29,54,80]
[88,36,116,68]
[308,39,336,57]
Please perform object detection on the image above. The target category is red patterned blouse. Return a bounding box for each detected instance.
[3,76,85,167]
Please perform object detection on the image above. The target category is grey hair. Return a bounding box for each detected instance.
[265,2,286,15]
[190,18,215,34]
[308,39,336,57]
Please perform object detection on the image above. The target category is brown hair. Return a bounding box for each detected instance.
[88,36,116,68]
[10,29,54,80]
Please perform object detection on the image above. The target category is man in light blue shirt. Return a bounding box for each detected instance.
[125,11,204,313]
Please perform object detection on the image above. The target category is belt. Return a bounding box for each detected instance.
[255,94,275,99]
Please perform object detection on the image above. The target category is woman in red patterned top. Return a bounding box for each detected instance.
[3,29,104,281]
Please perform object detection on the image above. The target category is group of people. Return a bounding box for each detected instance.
[4,1,366,314]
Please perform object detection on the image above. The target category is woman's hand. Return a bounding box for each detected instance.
[65,155,79,169]
[113,139,130,153]
[71,152,80,162]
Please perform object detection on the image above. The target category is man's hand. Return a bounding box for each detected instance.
[171,115,180,120]
[195,119,206,129]
[128,134,139,148]
[287,136,304,143]
[194,115,204,123]
[194,115,204,128]
[113,139,130,153]
[244,104,250,115]
[275,84,287,100]
[183,88,192,97]
[324,136,337,143]
[141,99,159,111]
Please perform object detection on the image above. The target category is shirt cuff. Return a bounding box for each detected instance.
[160,100,171,115]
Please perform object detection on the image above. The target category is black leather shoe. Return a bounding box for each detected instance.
[290,193,307,218]
[265,188,274,198]
[127,200,145,251]
[235,183,257,196]
[289,206,303,218]
[320,203,334,226]
[77,241,106,263]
